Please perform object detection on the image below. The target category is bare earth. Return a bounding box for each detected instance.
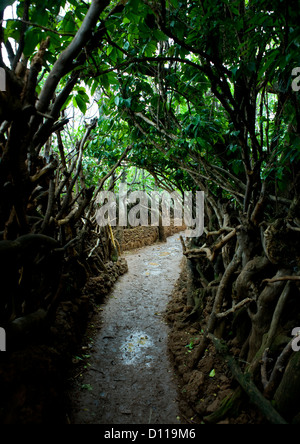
[70,233,185,424]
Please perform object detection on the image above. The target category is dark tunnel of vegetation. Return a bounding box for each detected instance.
[0,0,300,424]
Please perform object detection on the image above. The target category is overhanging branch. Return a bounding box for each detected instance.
[37,0,111,114]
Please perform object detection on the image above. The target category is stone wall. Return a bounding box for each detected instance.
[116,224,186,251]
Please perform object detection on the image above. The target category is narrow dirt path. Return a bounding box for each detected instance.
[70,232,185,424]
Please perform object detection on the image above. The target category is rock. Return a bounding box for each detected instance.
[206,398,220,414]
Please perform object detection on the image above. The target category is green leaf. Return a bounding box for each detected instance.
[108,47,121,63]
[23,27,43,57]
[81,384,93,391]
[60,11,76,33]
[107,71,118,85]
[185,340,195,351]
[123,41,130,51]
[231,66,239,79]
[31,9,49,27]
[73,94,87,114]
[259,49,280,76]
[127,0,140,13]
[153,29,168,42]
[107,45,114,57]
[4,19,22,43]
[143,42,157,57]
[168,0,179,8]
[101,74,110,91]
[209,369,216,378]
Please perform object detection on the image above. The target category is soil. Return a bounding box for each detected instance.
[69,232,186,424]
[166,264,264,424]
[0,259,128,425]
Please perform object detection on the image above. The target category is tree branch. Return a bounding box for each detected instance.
[216,298,253,319]
[37,0,110,114]
[12,0,30,71]
[134,112,178,141]
[262,276,300,285]
[208,334,288,424]
[184,227,239,262]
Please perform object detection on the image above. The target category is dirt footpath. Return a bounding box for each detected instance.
[70,233,186,424]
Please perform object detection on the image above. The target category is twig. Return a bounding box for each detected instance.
[57,207,78,226]
[1,18,76,37]
[287,222,300,232]
[204,227,235,237]
[30,159,58,182]
[179,235,186,253]
[213,227,239,252]
[184,246,213,260]
[216,298,252,319]
[41,179,55,233]
[191,248,242,367]
[265,282,291,350]
[53,236,80,253]
[184,227,239,262]
[37,111,56,120]
[264,340,294,399]
[89,238,100,258]
[261,348,270,389]
[93,145,132,197]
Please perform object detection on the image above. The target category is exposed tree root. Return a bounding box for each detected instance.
[208,334,288,424]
